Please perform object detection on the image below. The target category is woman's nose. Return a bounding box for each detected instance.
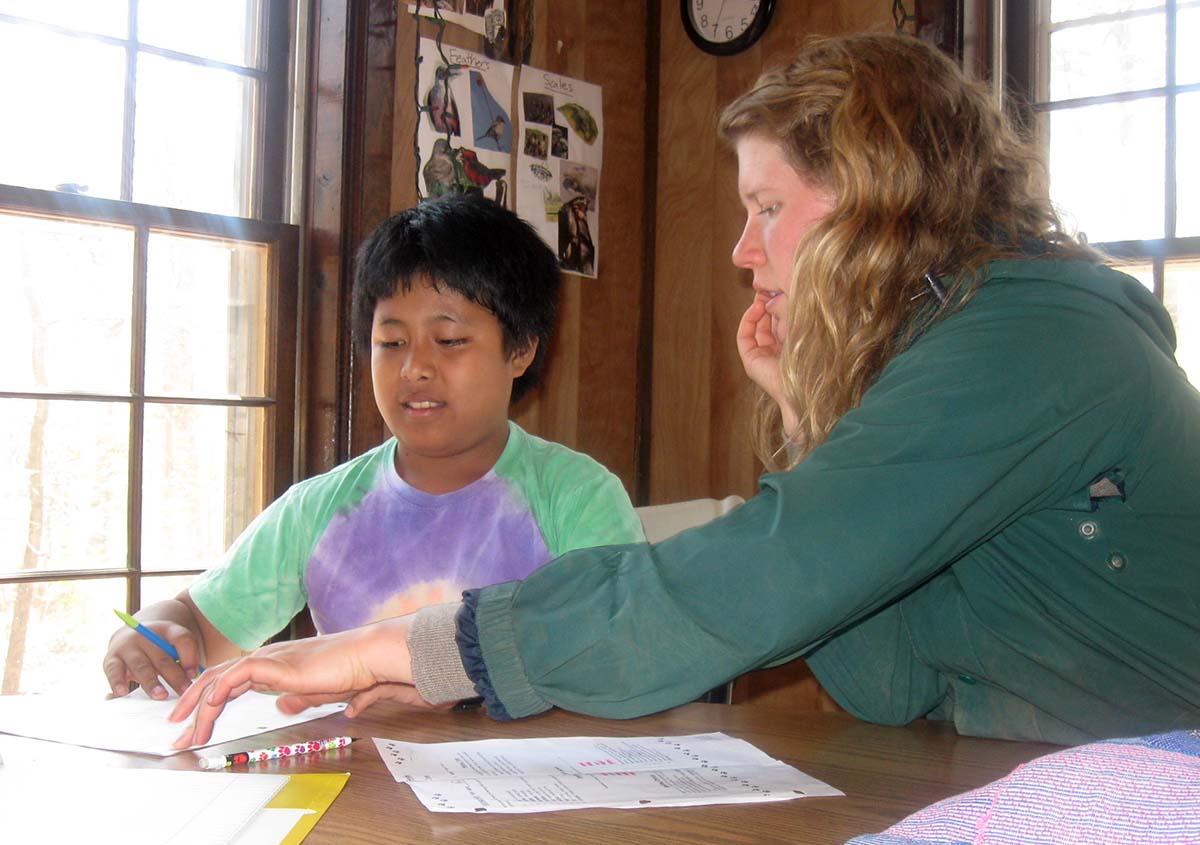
[731,223,763,269]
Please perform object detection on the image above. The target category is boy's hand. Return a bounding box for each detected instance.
[169,616,418,748]
[103,620,203,700]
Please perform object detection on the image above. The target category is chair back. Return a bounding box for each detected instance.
[635,495,745,543]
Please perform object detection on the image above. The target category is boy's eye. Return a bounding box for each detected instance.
[376,339,404,349]
[438,337,468,347]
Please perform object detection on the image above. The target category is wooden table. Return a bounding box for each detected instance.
[0,702,1056,844]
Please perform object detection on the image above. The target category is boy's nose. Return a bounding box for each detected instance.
[401,348,434,381]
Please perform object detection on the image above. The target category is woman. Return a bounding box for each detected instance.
[172,33,1200,749]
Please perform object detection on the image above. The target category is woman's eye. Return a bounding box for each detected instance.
[758,202,780,217]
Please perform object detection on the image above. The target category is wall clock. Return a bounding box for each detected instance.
[681,0,776,56]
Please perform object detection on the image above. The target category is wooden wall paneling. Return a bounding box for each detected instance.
[504,0,552,440]
[512,0,650,494]
[649,11,719,505]
[301,0,352,477]
[573,0,648,492]
[348,0,399,458]
[516,0,587,454]
[300,0,401,475]
[389,11,422,211]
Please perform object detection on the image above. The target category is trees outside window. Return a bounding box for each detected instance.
[1018,0,1200,381]
[0,0,297,695]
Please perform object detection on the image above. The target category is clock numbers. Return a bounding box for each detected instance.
[683,0,774,55]
[690,0,761,45]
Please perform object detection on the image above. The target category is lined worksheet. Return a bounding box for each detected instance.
[0,767,287,844]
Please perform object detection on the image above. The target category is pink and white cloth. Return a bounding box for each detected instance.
[847,730,1200,844]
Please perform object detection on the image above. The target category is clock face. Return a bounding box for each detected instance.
[683,0,774,55]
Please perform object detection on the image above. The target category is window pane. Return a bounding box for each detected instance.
[139,573,201,608]
[133,54,257,217]
[1050,0,1160,24]
[1181,6,1200,86]
[0,213,133,393]
[1048,13,1165,101]
[0,0,127,39]
[145,232,269,397]
[1047,98,1165,242]
[0,23,125,198]
[0,577,125,695]
[141,404,266,572]
[1163,260,1200,385]
[1114,261,1155,292]
[1178,91,1200,238]
[0,399,130,575]
[138,0,261,68]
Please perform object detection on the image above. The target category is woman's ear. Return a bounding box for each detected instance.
[509,338,539,377]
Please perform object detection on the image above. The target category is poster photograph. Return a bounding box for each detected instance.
[417,38,514,207]
[515,67,603,278]
[408,1,506,39]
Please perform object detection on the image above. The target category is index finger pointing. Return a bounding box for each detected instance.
[170,666,214,722]
[169,657,283,746]
[172,675,236,748]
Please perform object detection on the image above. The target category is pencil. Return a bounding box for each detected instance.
[113,608,206,672]
[198,736,360,769]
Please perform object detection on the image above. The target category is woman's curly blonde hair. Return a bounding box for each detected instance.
[718,33,1097,470]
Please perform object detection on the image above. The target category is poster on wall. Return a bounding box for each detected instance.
[515,67,604,278]
[416,37,514,207]
[407,1,506,39]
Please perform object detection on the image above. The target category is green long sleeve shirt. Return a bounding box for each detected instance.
[469,260,1200,744]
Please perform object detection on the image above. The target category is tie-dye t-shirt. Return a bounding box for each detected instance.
[190,422,644,650]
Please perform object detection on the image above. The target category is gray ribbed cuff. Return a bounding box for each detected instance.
[410,602,477,704]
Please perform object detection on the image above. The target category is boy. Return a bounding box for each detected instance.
[103,195,643,701]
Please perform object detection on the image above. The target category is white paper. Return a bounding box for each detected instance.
[0,689,346,755]
[375,731,842,813]
[515,65,603,277]
[0,767,286,845]
[417,37,514,207]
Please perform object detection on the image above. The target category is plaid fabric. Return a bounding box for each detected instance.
[846,731,1200,845]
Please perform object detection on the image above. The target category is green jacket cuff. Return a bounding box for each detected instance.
[475,581,553,719]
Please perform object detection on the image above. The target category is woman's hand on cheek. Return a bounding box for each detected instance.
[737,293,801,440]
[737,294,785,400]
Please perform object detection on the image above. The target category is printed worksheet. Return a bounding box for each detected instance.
[0,688,346,755]
[375,731,842,813]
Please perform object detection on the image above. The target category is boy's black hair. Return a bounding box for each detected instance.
[352,194,562,403]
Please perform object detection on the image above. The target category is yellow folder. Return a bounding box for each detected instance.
[266,772,351,845]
